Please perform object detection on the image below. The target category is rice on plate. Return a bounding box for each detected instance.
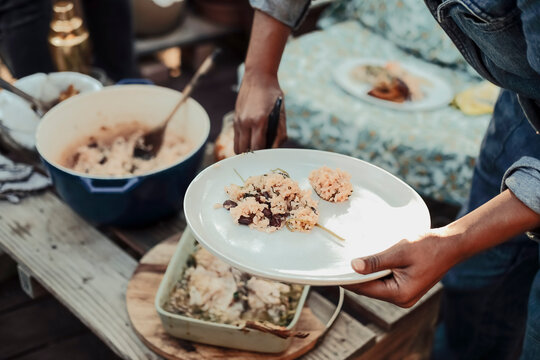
[220,170,319,233]
[219,166,353,234]
[309,166,353,203]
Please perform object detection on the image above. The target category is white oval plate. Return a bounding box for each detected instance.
[333,58,453,111]
[184,149,430,286]
[0,72,102,150]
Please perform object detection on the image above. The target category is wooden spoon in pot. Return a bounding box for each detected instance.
[133,48,221,159]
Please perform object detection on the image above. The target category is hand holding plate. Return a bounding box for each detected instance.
[344,229,459,307]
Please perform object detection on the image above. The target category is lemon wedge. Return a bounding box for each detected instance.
[452,81,500,115]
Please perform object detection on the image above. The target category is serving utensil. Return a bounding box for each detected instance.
[134,48,220,159]
[265,96,282,148]
[0,77,55,117]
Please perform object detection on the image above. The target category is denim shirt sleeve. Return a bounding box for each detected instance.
[249,0,311,29]
[501,156,540,215]
[518,0,540,75]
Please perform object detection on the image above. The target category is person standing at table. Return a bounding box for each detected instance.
[0,0,138,81]
[234,0,540,359]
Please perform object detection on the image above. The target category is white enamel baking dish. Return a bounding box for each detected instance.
[155,227,311,353]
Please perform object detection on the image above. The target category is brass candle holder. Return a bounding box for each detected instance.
[48,1,91,74]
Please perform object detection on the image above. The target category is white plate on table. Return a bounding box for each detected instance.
[0,72,102,150]
[184,149,430,286]
[333,58,453,111]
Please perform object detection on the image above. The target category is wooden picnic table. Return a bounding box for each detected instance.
[0,143,442,360]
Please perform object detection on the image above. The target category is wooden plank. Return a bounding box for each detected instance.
[0,192,158,360]
[354,288,442,360]
[135,12,240,56]
[303,292,376,359]
[15,332,120,360]
[0,296,86,358]
[344,283,443,331]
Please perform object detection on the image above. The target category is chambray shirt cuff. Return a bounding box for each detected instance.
[501,156,540,214]
[501,156,540,241]
[249,0,311,29]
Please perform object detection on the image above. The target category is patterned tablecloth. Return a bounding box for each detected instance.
[277,21,492,205]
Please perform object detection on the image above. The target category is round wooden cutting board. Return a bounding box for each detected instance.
[126,234,327,360]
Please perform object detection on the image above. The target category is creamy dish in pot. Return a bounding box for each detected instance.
[61,121,192,176]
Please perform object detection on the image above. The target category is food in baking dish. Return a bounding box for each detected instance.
[164,245,304,326]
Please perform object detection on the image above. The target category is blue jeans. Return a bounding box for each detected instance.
[421,1,540,358]
[432,90,540,359]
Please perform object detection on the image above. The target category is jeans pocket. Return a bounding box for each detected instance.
[446,4,538,79]
[437,0,520,26]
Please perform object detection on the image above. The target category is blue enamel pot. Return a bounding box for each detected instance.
[35,85,210,226]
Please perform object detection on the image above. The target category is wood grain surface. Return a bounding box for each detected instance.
[344,284,443,331]
[0,192,158,360]
[303,293,376,360]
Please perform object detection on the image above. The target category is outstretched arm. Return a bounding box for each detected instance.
[346,188,540,307]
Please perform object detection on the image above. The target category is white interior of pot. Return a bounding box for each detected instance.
[36,84,210,177]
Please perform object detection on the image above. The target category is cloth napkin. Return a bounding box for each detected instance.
[0,153,51,203]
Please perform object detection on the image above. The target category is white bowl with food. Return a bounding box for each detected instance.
[155,228,310,353]
[0,72,102,149]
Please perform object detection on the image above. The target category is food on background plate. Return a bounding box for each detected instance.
[309,166,353,202]
[214,112,236,161]
[56,84,80,104]
[350,62,426,103]
[61,121,192,176]
[221,170,319,233]
[43,84,81,110]
[164,245,304,326]
[369,77,410,103]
